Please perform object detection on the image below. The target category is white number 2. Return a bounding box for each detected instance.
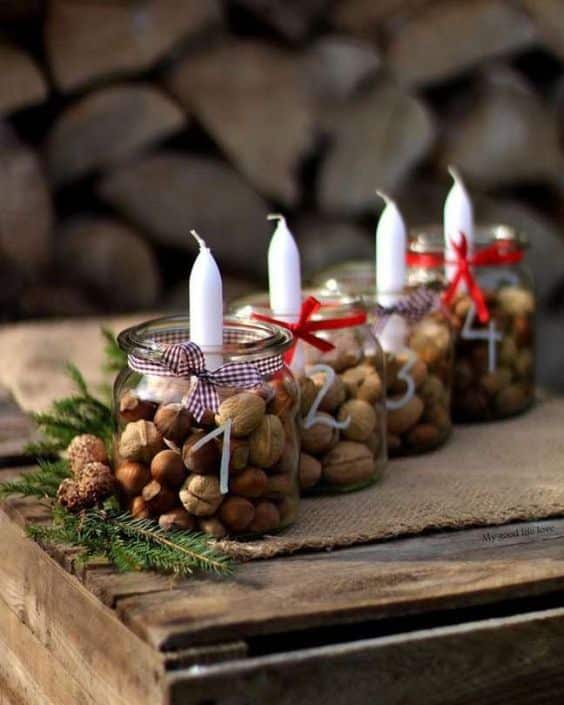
[191,419,232,495]
[462,304,501,373]
[385,349,417,411]
[303,364,351,431]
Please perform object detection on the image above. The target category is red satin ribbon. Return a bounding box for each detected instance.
[442,234,524,323]
[251,296,367,364]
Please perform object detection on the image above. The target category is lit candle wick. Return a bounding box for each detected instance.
[190,229,207,250]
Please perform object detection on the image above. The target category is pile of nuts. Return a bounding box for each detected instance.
[299,329,386,492]
[114,375,300,537]
[450,285,535,421]
[58,434,115,511]
[385,312,453,456]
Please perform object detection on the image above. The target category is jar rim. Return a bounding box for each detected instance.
[229,289,366,321]
[117,315,294,363]
[409,223,528,253]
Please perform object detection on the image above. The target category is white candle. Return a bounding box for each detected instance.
[267,214,304,373]
[189,230,223,370]
[444,166,474,284]
[375,191,407,299]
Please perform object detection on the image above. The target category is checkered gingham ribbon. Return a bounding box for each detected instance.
[373,287,439,335]
[128,330,283,421]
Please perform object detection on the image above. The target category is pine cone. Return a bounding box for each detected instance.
[77,462,115,504]
[57,478,88,512]
[67,434,108,476]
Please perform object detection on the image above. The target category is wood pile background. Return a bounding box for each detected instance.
[0,0,563,389]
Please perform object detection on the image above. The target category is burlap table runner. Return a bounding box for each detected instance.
[1,317,562,561]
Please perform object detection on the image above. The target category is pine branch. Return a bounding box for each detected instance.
[101,328,127,374]
[27,507,234,577]
[0,459,71,500]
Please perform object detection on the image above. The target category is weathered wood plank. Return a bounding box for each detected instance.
[167,606,564,705]
[0,509,166,705]
[0,387,32,465]
[118,517,564,651]
[0,595,97,705]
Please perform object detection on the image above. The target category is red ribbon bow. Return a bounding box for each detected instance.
[442,234,523,324]
[251,296,367,364]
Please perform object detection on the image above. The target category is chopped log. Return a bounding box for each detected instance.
[232,0,328,41]
[55,217,161,311]
[166,41,314,206]
[45,0,223,92]
[0,123,52,275]
[45,83,185,186]
[97,153,270,277]
[0,38,47,116]
[386,0,537,87]
[519,0,564,61]
[439,68,562,190]
[318,80,435,215]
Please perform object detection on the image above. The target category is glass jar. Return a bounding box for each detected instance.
[230,293,387,494]
[311,260,377,298]
[365,291,454,456]
[407,225,535,422]
[114,315,300,538]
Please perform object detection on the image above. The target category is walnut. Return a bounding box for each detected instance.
[300,413,339,455]
[118,420,163,463]
[299,376,318,416]
[309,370,346,413]
[322,441,375,487]
[298,453,322,491]
[215,392,266,437]
[66,434,108,477]
[179,474,223,516]
[249,414,285,468]
[387,395,424,435]
[337,399,377,442]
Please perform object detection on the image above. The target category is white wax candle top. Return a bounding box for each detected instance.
[375,191,407,298]
[267,214,302,322]
[189,230,223,359]
[379,313,409,354]
[444,166,474,282]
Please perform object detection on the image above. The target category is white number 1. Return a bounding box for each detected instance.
[191,419,232,495]
[461,304,501,373]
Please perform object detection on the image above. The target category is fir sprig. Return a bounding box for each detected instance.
[101,328,127,374]
[0,459,71,500]
[28,507,233,577]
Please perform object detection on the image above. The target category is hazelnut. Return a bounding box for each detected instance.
[159,508,195,531]
[215,392,266,437]
[337,399,377,442]
[340,364,370,397]
[267,378,297,418]
[423,403,451,432]
[67,434,108,476]
[300,413,339,455]
[249,414,285,468]
[497,286,534,316]
[265,473,294,499]
[115,461,151,496]
[182,430,220,474]
[151,450,186,487]
[322,441,375,487]
[230,467,268,498]
[318,330,361,371]
[420,375,447,405]
[387,432,402,453]
[119,392,156,423]
[248,501,280,533]
[299,376,318,416]
[406,424,441,451]
[514,349,533,379]
[310,370,346,413]
[457,387,490,419]
[219,497,255,532]
[216,437,249,473]
[119,420,163,463]
[141,480,177,515]
[129,495,150,519]
[153,403,192,445]
[298,453,322,491]
[198,516,227,539]
[387,395,424,435]
[480,368,512,397]
[495,384,528,416]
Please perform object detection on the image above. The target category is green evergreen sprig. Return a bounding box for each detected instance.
[101,327,128,374]
[0,459,71,500]
[28,506,233,577]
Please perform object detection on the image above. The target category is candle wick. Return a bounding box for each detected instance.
[189,229,207,250]
[375,190,393,207]
[447,165,463,186]
[267,213,286,226]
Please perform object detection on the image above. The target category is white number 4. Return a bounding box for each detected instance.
[461,304,501,373]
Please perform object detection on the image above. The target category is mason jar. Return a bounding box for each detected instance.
[230,293,387,494]
[407,225,535,422]
[365,291,454,456]
[113,316,300,538]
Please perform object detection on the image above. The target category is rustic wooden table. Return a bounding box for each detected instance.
[2,392,564,705]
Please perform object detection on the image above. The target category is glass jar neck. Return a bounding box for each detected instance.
[118,315,293,365]
[409,223,528,256]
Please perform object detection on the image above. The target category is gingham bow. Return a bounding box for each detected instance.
[373,287,437,334]
[129,341,282,421]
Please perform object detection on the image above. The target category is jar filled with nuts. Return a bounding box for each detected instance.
[113,316,301,538]
[230,293,387,493]
[407,225,535,422]
[366,290,454,456]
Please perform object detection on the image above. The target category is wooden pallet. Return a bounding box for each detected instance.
[3,396,564,704]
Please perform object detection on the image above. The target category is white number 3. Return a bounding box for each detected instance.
[386,349,417,411]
